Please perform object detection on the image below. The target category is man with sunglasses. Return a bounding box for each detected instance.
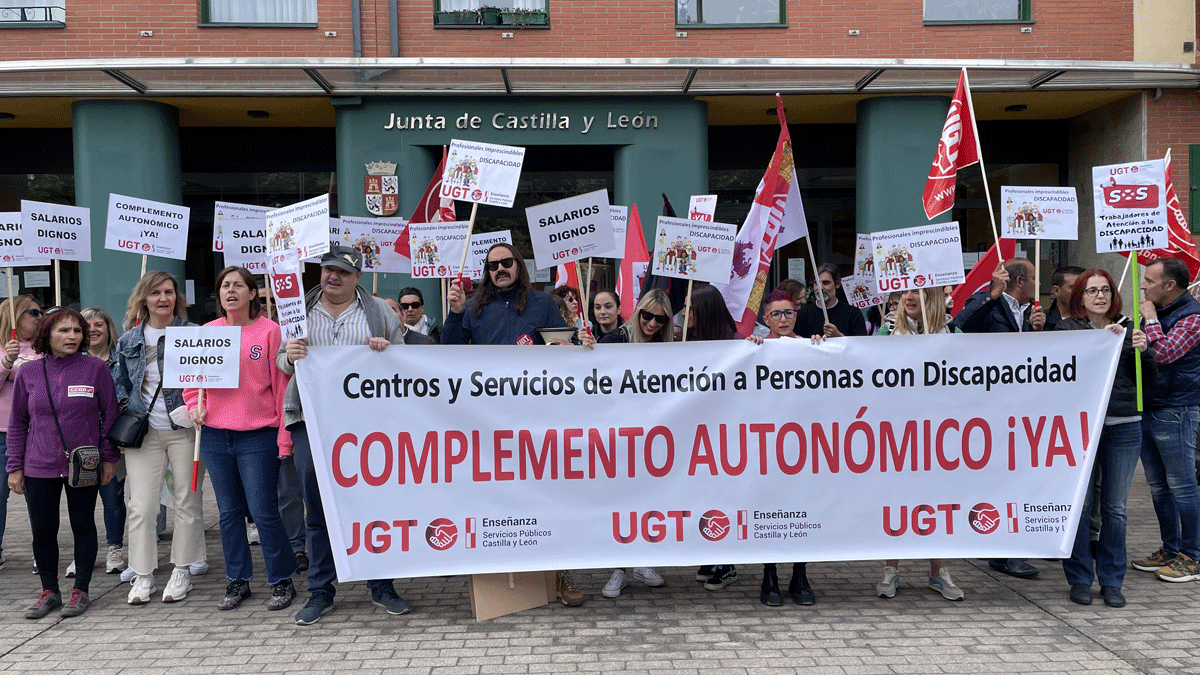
[398,287,440,343]
[442,243,565,346]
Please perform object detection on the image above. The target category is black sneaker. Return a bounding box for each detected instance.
[695,565,714,582]
[267,579,296,611]
[218,580,251,610]
[294,551,309,572]
[703,565,738,591]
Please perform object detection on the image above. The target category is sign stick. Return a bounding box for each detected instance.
[441,278,449,324]
[803,235,829,325]
[372,272,378,297]
[682,278,694,342]
[580,257,593,334]
[919,288,929,334]
[140,254,147,279]
[1131,259,1144,412]
[1034,240,1041,308]
[456,202,480,279]
[263,274,274,321]
[191,389,204,492]
[1117,254,1133,294]
[6,267,15,340]
[53,259,61,308]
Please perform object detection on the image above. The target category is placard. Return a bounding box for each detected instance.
[593,205,629,259]
[687,195,718,222]
[1000,186,1079,240]
[21,200,91,261]
[871,222,965,294]
[162,325,241,388]
[408,220,472,278]
[104,194,190,260]
[853,233,875,283]
[266,194,331,260]
[340,216,408,273]
[305,217,346,265]
[213,201,271,253]
[787,258,806,284]
[843,273,885,309]
[651,215,737,283]
[442,139,526,208]
[269,250,307,341]
[465,230,514,280]
[526,189,616,270]
[1092,159,1168,252]
[0,212,50,267]
[221,217,268,274]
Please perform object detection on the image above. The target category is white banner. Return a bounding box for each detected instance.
[465,230,514,280]
[104,194,190,260]
[295,332,1119,581]
[526,189,615,270]
[21,200,91,261]
[266,194,331,260]
[871,222,965,295]
[162,326,241,388]
[652,215,737,283]
[408,220,472,278]
[1000,186,1079,240]
[0,212,50,267]
[268,250,307,341]
[687,195,717,222]
[843,274,885,309]
[1092,159,1168,252]
[442,139,526,208]
[221,218,268,274]
[213,201,271,254]
[593,205,629,259]
[340,216,408,273]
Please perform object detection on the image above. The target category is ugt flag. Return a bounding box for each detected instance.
[394,146,456,273]
[1118,148,1200,282]
[922,69,981,220]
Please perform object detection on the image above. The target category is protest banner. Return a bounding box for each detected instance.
[213,201,271,253]
[843,274,885,309]
[340,216,408,274]
[294,331,1119,582]
[687,195,717,222]
[269,249,307,341]
[165,325,242,491]
[408,221,472,279]
[526,189,616,270]
[104,194,191,273]
[221,218,269,274]
[1000,187,1079,240]
[266,194,331,260]
[871,222,965,295]
[465,230,514,280]
[22,199,91,307]
[442,139,526,209]
[651,216,737,283]
[1092,159,1168,253]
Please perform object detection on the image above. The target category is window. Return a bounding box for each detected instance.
[676,0,784,26]
[924,0,1029,23]
[434,0,548,26]
[201,0,317,25]
[0,1,65,26]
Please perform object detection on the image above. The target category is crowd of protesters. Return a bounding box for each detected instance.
[4,243,1199,621]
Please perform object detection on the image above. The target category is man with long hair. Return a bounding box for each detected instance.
[442,243,565,345]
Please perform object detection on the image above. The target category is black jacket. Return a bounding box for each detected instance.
[1056,315,1156,418]
[952,290,1036,333]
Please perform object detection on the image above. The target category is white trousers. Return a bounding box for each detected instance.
[124,426,207,575]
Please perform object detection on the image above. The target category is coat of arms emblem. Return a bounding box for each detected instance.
[365,161,399,216]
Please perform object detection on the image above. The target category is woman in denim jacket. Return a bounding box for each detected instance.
[113,271,207,606]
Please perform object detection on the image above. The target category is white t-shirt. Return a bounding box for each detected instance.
[141,326,172,430]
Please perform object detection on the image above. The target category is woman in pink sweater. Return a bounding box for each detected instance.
[0,295,41,570]
[184,266,296,611]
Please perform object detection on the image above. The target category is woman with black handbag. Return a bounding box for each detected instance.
[114,271,207,606]
[6,307,118,619]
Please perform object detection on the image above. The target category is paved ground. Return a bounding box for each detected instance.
[1,467,1199,675]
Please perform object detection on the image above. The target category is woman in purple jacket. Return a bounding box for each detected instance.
[6,308,118,619]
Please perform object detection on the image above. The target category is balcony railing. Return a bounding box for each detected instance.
[0,3,66,24]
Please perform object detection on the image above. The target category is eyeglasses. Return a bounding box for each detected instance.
[399,301,423,310]
[640,309,670,325]
[1083,286,1113,297]
[768,309,796,321]
[485,257,516,272]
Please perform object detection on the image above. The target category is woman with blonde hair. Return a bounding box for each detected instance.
[0,294,41,570]
[595,289,674,344]
[114,271,206,605]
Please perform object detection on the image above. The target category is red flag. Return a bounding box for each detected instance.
[922,69,981,220]
[554,261,579,289]
[394,147,456,273]
[950,238,1015,316]
[1118,149,1200,282]
[617,203,650,321]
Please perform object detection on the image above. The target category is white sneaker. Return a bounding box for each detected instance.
[630,567,665,587]
[189,560,209,576]
[601,569,628,598]
[247,523,260,545]
[876,566,899,598]
[106,546,125,574]
[65,561,76,578]
[929,568,964,601]
[128,574,156,605]
[162,568,192,603]
[120,567,137,583]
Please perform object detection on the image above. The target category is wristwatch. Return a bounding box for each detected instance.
[1145,318,1160,326]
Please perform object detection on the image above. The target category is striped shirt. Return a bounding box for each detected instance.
[308,299,369,347]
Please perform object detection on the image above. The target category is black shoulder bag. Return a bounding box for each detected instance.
[107,336,165,448]
[43,359,102,488]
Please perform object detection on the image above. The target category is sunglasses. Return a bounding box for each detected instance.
[485,257,516,272]
[640,309,670,325]
[22,309,44,318]
[399,301,423,310]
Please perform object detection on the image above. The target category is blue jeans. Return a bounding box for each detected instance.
[98,476,126,547]
[200,426,297,585]
[289,422,395,599]
[1141,406,1200,559]
[1063,421,1141,588]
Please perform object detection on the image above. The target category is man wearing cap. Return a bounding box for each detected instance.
[277,245,410,625]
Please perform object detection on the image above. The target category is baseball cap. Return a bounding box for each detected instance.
[320,245,363,273]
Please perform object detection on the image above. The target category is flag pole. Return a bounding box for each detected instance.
[681,279,694,343]
[962,69,1001,245]
[1131,257,1144,412]
[803,235,829,326]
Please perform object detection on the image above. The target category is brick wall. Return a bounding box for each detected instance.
[1147,89,1200,226]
